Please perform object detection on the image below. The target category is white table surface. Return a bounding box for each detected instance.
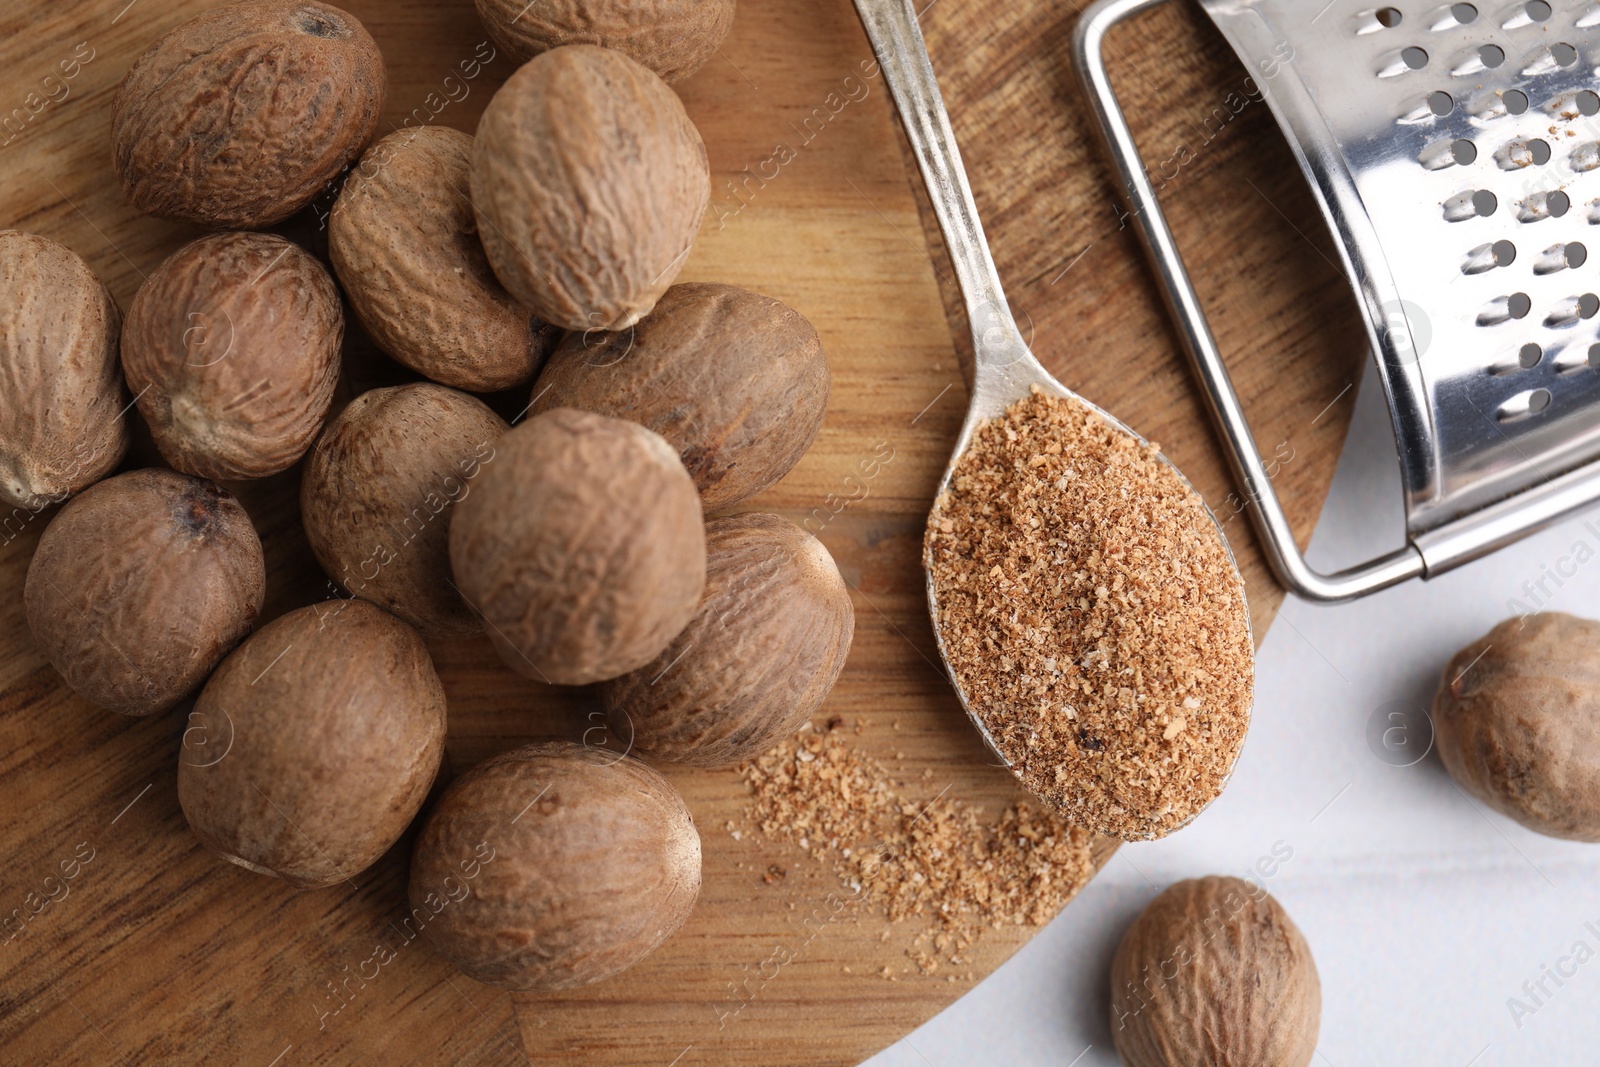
[867,366,1600,1066]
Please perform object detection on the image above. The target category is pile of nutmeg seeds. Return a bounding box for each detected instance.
[1,0,857,994]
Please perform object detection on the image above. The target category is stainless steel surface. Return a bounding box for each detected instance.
[1075,0,1600,602]
[851,0,1250,805]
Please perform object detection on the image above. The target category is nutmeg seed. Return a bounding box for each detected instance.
[0,231,128,510]
[111,0,386,228]
[121,232,343,481]
[601,514,853,766]
[470,45,709,331]
[532,283,830,510]
[474,0,735,84]
[448,407,706,685]
[329,126,561,391]
[302,383,508,637]
[178,599,447,888]
[24,469,265,717]
[408,741,701,990]
[1434,612,1600,841]
[1109,876,1320,1067]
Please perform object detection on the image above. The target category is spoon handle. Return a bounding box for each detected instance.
[852,0,1024,367]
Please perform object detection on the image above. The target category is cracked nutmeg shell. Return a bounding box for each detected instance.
[408,741,701,990]
[474,0,735,83]
[24,469,265,717]
[302,383,508,637]
[448,407,706,685]
[531,283,830,511]
[1434,612,1600,841]
[470,45,709,332]
[329,126,562,391]
[0,231,128,511]
[111,0,386,228]
[1110,876,1321,1067]
[178,600,447,889]
[600,514,854,766]
[121,232,342,481]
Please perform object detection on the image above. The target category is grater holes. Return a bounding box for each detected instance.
[1498,388,1552,422]
[1503,0,1552,27]
[1377,6,1403,26]
[1592,343,1600,370]
[1495,137,1551,169]
[1542,294,1598,327]
[1428,90,1456,116]
[1381,48,1431,76]
[1505,89,1529,115]
[1453,45,1505,75]
[1517,189,1570,221]
[1522,44,1579,76]
[1445,189,1499,220]
[1533,242,1587,273]
[1578,92,1600,118]
[1477,292,1532,324]
[1423,137,1479,168]
[1521,343,1544,368]
[1463,240,1518,273]
[1451,2,1478,23]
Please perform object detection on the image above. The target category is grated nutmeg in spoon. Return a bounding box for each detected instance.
[855,0,1253,841]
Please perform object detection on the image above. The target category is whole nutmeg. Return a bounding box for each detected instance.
[0,231,128,510]
[122,232,343,481]
[111,0,385,228]
[408,741,701,990]
[532,283,830,510]
[24,469,264,717]
[1434,612,1600,841]
[600,514,853,766]
[449,408,706,685]
[302,383,508,637]
[178,599,446,888]
[329,127,561,391]
[471,45,710,332]
[1110,876,1320,1067]
[474,0,734,83]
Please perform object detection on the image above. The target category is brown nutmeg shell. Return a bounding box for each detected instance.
[474,0,734,84]
[601,514,853,766]
[111,0,386,228]
[302,383,508,637]
[329,126,561,391]
[448,407,706,685]
[1110,876,1320,1067]
[470,45,709,331]
[177,600,447,889]
[0,231,128,510]
[408,741,701,990]
[24,469,265,717]
[532,283,830,511]
[122,232,343,481]
[1434,612,1600,841]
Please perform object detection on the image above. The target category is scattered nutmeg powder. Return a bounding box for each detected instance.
[741,723,1097,973]
[924,388,1253,841]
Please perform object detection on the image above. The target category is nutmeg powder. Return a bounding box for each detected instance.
[924,388,1253,840]
[740,722,1097,974]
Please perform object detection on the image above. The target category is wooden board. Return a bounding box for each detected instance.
[0,0,1364,1064]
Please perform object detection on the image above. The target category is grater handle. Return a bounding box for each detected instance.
[1073,0,1425,603]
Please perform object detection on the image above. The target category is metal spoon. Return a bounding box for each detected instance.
[851,0,1251,830]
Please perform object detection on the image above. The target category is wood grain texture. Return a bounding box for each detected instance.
[0,0,1359,1065]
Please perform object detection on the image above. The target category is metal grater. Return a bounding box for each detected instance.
[1075,0,1600,601]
